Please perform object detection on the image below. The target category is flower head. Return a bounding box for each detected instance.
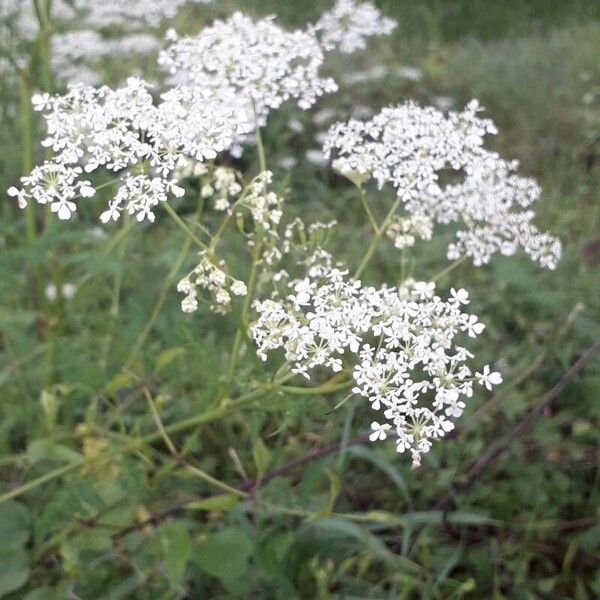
[10,77,247,223]
[313,0,397,54]
[159,12,338,126]
[324,101,560,269]
[251,260,501,465]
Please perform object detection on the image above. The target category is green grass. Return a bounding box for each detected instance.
[1,2,599,598]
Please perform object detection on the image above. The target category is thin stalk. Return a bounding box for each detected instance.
[101,217,130,371]
[354,196,403,279]
[0,378,289,504]
[34,0,53,94]
[358,187,379,234]
[143,387,246,498]
[163,202,209,251]
[280,379,354,395]
[19,74,36,248]
[252,101,267,172]
[74,218,136,293]
[432,255,469,282]
[223,242,262,390]
[125,202,204,369]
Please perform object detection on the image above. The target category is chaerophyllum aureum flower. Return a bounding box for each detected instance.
[8,77,251,222]
[251,257,502,467]
[312,0,397,54]
[1,0,216,84]
[159,12,338,127]
[5,1,560,469]
[323,100,561,268]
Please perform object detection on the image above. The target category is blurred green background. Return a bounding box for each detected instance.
[1,1,599,598]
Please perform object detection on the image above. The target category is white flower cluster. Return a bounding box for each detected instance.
[324,100,497,199]
[8,78,248,222]
[159,12,338,126]
[323,100,561,268]
[1,0,215,84]
[251,263,501,466]
[68,0,215,29]
[201,167,243,212]
[51,30,160,86]
[177,254,247,314]
[313,0,397,53]
[234,171,288,267]
[240,172,283,233]
[386,214,433,249]
[412,156,562,268]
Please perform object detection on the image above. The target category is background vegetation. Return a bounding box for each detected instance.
[1,1,599,597]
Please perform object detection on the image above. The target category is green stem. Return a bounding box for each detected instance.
[432,255,469,282]
[143,387,246,498]
[223,242,262,390]
[101,217,130,371]
[0,379,286,504]
[280,379,353,395]
[19,74,35,248]
[252,99,267,173]
[125,202,204,369]
[358,187,379,234]
[354,196,403,279]
[163,202,208,251]
[255,125,267,173]
[34,0,53,94]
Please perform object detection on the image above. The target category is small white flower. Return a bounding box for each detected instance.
[45,283,58,302]
[463,315,485,338]
[450,288,469,305]
[231,280,248,296]
[8,186,28,209]
[476,365,502,390]
[369,421,391,442]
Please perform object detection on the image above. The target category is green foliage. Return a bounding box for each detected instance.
[1,1,599,598]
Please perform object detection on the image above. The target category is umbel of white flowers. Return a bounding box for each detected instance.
[6,3,558,466]
[159,12,338,126]
[251,254,502,468]
[1,0,215,81]
[323,100,561,269]
[9,77,251,222]
[312,0,397,53]
[8,7,352,222]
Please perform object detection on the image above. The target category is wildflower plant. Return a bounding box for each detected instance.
[6,2,561,474]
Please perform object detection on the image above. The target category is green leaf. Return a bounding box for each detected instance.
[26,438,81,465]
[401,511,501,527]
[104,371,136,396]
[347,446,411,503]
[160,521,192,583]
[22,588,61,600]
[186,493,240,512]
[194,528,253,580]
[154,347,185,373]
[0,547,30,595]
[310,468,341,517]
[252,437,271,476]
[0,501,31,549]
